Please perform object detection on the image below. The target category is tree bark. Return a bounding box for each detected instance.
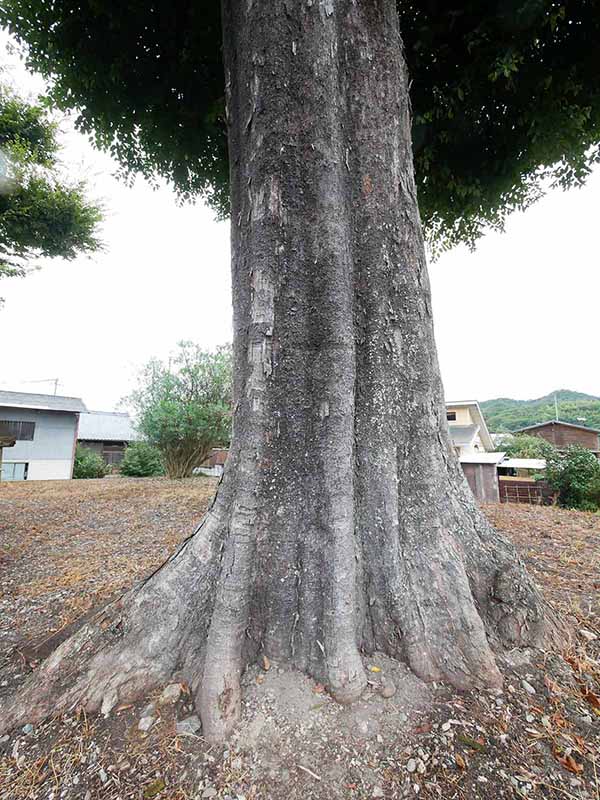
[0,0,551,742]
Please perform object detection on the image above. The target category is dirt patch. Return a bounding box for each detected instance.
[1,481,599,799]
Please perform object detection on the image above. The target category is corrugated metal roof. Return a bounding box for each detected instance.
[460,452,506,465]
[501,458,546,470]
[0,390,86,413]
[78,411,140,442]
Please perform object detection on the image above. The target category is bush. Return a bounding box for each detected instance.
[545,445,600,511]
[120,441,164,477]
[586,476,600,511]
[73,445,109,479]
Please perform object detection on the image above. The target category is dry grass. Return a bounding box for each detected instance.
[485,503,600,632]
[0,476,217,644]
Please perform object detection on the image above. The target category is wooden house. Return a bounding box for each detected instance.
[514,420,600,455]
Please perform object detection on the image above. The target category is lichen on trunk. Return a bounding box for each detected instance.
[0,0,552,743]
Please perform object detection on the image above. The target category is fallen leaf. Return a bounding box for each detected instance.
[556,753,583,774]
[413,723,432,735]
[456,733,486,751]
[369,665,381,673]
[544,676,562,696]
[550,712,568,730]
[143,778,166,798]
[581,686,600,710]
[262,655,271,672]
[313,683,325,694]
[455,753,467,770]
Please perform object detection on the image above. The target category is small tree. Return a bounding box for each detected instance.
[120,441,163,478]
[73,445,108,479]
[498,434,558,461]
[129,342,232,479]
[545,445,600,511]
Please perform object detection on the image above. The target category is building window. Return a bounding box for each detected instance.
[0,420,35,440]
[1,462,28,481]
[447,412,457,421]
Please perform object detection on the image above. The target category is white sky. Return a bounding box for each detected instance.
[1,36,599,411]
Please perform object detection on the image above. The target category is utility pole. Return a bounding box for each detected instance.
[554,392,559,422]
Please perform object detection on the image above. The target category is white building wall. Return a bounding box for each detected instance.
[26,459,74,480]
[0,407,78,480]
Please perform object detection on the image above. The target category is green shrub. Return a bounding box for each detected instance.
[73,445,109,479]
[585,476,600,511]
[497,433,558,460]
[545,445,600,511]
[120,441,164,477]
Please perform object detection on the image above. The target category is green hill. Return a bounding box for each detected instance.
[481,390,600,433]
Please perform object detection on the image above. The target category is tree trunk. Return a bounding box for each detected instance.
[0,0,550,742]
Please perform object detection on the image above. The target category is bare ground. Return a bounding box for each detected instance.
[0,479,599,800]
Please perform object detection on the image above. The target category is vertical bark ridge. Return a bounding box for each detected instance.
[305,1,366,704]
[199,1,278,741]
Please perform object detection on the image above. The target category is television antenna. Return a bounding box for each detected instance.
[23,378,61,395]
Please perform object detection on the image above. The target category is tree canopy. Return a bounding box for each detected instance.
[0,80,102,281]
[1,1,598,251]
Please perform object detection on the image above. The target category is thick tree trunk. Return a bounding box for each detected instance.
[0,0,550,742]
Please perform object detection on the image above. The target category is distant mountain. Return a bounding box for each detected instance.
[481,390,600,433]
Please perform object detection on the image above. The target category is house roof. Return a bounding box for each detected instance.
[449,424,480,446]
[78,411,140,442]
[501,457,546,470]
[446,400,495,452]
[0,389,86,414]
[514,420,600,435]
[460,452,506,465]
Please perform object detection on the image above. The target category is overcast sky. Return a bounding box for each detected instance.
[1,37,599,412]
